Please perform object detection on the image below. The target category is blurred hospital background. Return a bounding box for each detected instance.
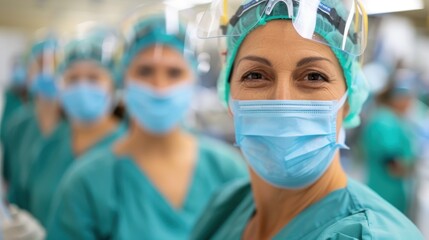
[0,0,428,237]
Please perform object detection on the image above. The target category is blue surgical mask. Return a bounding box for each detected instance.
[30,73,58,99]
[124,81,194,134]
[231,92,349,189]
[60,82,111,123]
[11,67,27,87]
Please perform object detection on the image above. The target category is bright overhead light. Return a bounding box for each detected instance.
[164,0,212,10]
[360,0,424,15]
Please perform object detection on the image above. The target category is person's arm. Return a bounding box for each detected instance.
[385,157,414,177]
[370,120,416,178]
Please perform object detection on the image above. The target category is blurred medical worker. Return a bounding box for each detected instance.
[0,55,30,144]
[3,35,63,210]
[363,70,418,214]
[47,7,247,240]
[191,0,423,239]
[25,26,126,226]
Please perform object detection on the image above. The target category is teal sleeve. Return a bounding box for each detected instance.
[319,212,371,240]
[47,166,98,240]
[319,210,424,240]
[47,151,117,240]
[364,118,409,164]
[200,137,248,182]
[190,179,250,240]
[217,146,248,181]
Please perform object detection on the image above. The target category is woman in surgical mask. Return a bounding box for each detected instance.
[24,27,127,227]
[191,0,424,239]
[2,35,64,210]
[47,8,247,240]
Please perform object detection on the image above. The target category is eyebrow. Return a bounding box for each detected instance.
[236,55,272,67]
[296,57,332,67]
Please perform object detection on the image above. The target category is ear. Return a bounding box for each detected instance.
[342,100,350,119]
[227,105,233,117]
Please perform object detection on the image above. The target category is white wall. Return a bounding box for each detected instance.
[0,28,27,89]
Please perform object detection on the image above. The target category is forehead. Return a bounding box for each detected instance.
[133,45,188,67]
[65,60,109,75]
[236,20,337,63]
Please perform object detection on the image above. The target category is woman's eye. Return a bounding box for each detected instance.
[88,78,99,84]
[137,66,153,77]
[67,76,78,84]
[242,72,264,81]
[304,73,327,82]
[168,68,183,79]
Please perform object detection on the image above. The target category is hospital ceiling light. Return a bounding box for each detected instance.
[361,0,424,15]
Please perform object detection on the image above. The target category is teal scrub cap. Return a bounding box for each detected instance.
[59,26,119,85]
[201,0,369,128]
[30,37,58,61]
[119,15,197,84]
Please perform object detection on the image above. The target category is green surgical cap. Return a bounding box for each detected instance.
[220,0,369,128]
[119,15,197,84]
[59,28,118,85]
[30,37,58,60]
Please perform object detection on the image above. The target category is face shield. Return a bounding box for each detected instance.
[59,24,120,78]
[198,0,368,56]
[28,33,60,99]
[119,3,199,81]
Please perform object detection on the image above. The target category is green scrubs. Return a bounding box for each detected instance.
[1,90,25,182]
[1,90,24,140]
[362,107,417,214]
[47,136,247,240]
[191,178,424,240]
[26,122,127,226]
[3,104,66,210]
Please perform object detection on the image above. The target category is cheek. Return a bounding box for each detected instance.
[99,79,113,92]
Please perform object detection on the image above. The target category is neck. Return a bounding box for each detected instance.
[248,154,347,239]
[71,116,118,156]
[72,116,117,137]
[35,97,60,135]
[115,121,189,159]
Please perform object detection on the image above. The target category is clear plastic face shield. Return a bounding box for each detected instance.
[120,3,199,87]
[27,34,60,93]
[29,40,58,81]
[11,54,27,87]
[60,24,120,88]
[198,0,368,56]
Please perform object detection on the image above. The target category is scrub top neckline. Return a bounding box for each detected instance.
[68,122,126,158]
[235,179,355,240]
[117,140,203,213]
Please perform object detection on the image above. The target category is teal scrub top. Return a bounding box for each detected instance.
[1,91,26,182]
[3,104,66,210]
[2,104,34,184]
[191,178,424,240]
[26,122,127,226]
[1,90,24,142]
[362,107,417,213]
[47,136,248,240]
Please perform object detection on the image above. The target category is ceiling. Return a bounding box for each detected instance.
[0,0,428,36]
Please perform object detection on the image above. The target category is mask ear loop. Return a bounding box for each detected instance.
[333,91,349,113]
[333,91,349,149]
[337,127,349,149]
